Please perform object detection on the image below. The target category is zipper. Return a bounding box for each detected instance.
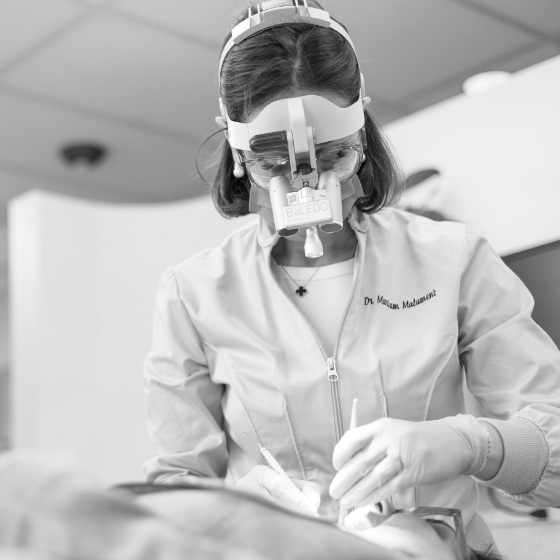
[268,236,364,444]
[328,248,362,442]
[327,357,344,442]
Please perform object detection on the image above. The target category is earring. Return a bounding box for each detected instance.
[233,162,245,178]
[361,154,367,164]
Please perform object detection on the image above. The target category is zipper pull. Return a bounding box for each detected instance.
[381,393,388,418]
[326,357,339,382]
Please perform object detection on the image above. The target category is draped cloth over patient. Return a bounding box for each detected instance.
[0,452,399,560]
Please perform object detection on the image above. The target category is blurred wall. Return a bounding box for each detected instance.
[384,55,560,257]
[9,190,255,484]
[0,298,9,451]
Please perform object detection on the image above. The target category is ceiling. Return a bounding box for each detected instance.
[0,0,558,286]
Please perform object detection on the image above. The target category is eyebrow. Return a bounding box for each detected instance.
[425,518,455,530]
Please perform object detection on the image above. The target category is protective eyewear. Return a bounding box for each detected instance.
[241,130,366,190]
[395,507,469,560]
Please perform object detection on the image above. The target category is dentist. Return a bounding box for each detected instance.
[144,1,560,552]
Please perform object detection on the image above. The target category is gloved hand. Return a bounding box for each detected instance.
[236,465,321,516]
[329,415,489,510]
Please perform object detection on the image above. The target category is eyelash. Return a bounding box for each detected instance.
[259,163,287,172]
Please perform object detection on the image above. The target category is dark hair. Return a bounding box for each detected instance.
[198,1,402,218]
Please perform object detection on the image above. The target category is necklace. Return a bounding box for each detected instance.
[280,235,357,297]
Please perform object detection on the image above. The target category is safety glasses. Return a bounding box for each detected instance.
[395,507,470,560]
[241,130,366,189]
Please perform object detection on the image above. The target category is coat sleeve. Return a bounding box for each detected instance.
[458,226,560,506]
[143,267,228,484]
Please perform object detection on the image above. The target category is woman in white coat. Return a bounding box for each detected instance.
[144,1,560,553]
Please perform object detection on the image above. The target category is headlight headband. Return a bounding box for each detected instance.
[218,0,366,141]
[218,0,358,81]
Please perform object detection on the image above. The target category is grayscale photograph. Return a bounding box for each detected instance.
[1,1,559,559]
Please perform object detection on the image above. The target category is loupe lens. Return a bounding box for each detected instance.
[320,222,343,233]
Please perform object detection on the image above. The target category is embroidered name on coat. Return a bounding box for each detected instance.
[402,289,437,309]
[364,289,437,310]
[377,295,400,310]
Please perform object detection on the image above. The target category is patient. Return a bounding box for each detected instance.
[0,452,500,560]
[133,484,501,560]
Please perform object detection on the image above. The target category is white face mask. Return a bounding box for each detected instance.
[248,173,365,226]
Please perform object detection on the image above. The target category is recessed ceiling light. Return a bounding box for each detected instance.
[462,71,513,96]
[60,143,108,171]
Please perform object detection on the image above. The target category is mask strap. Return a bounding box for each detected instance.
[350,174,365,199]
[249,184,274,221]
[248,184,260,213]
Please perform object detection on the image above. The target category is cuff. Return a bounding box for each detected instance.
[439,414,490,476]
[475,416,549,496]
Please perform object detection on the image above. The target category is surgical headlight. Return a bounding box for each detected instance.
[218,0,367,257]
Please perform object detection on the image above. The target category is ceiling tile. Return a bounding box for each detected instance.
[114,0,235,48]
[463,0,560,38]
[335,0,538,104]
[404,81,464,115]
[492,42,560,73]
[0,92,207,202]
[0,165,149,212]
[2,12,221,138]
[0,0,86,70]
[368,101,409,126]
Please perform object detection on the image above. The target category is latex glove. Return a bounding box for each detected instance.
[236,465,321,516]
[330,415,488,510]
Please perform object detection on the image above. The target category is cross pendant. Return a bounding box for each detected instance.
[295,286,307,297]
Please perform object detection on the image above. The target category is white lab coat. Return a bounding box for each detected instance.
[144,206,560,530]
